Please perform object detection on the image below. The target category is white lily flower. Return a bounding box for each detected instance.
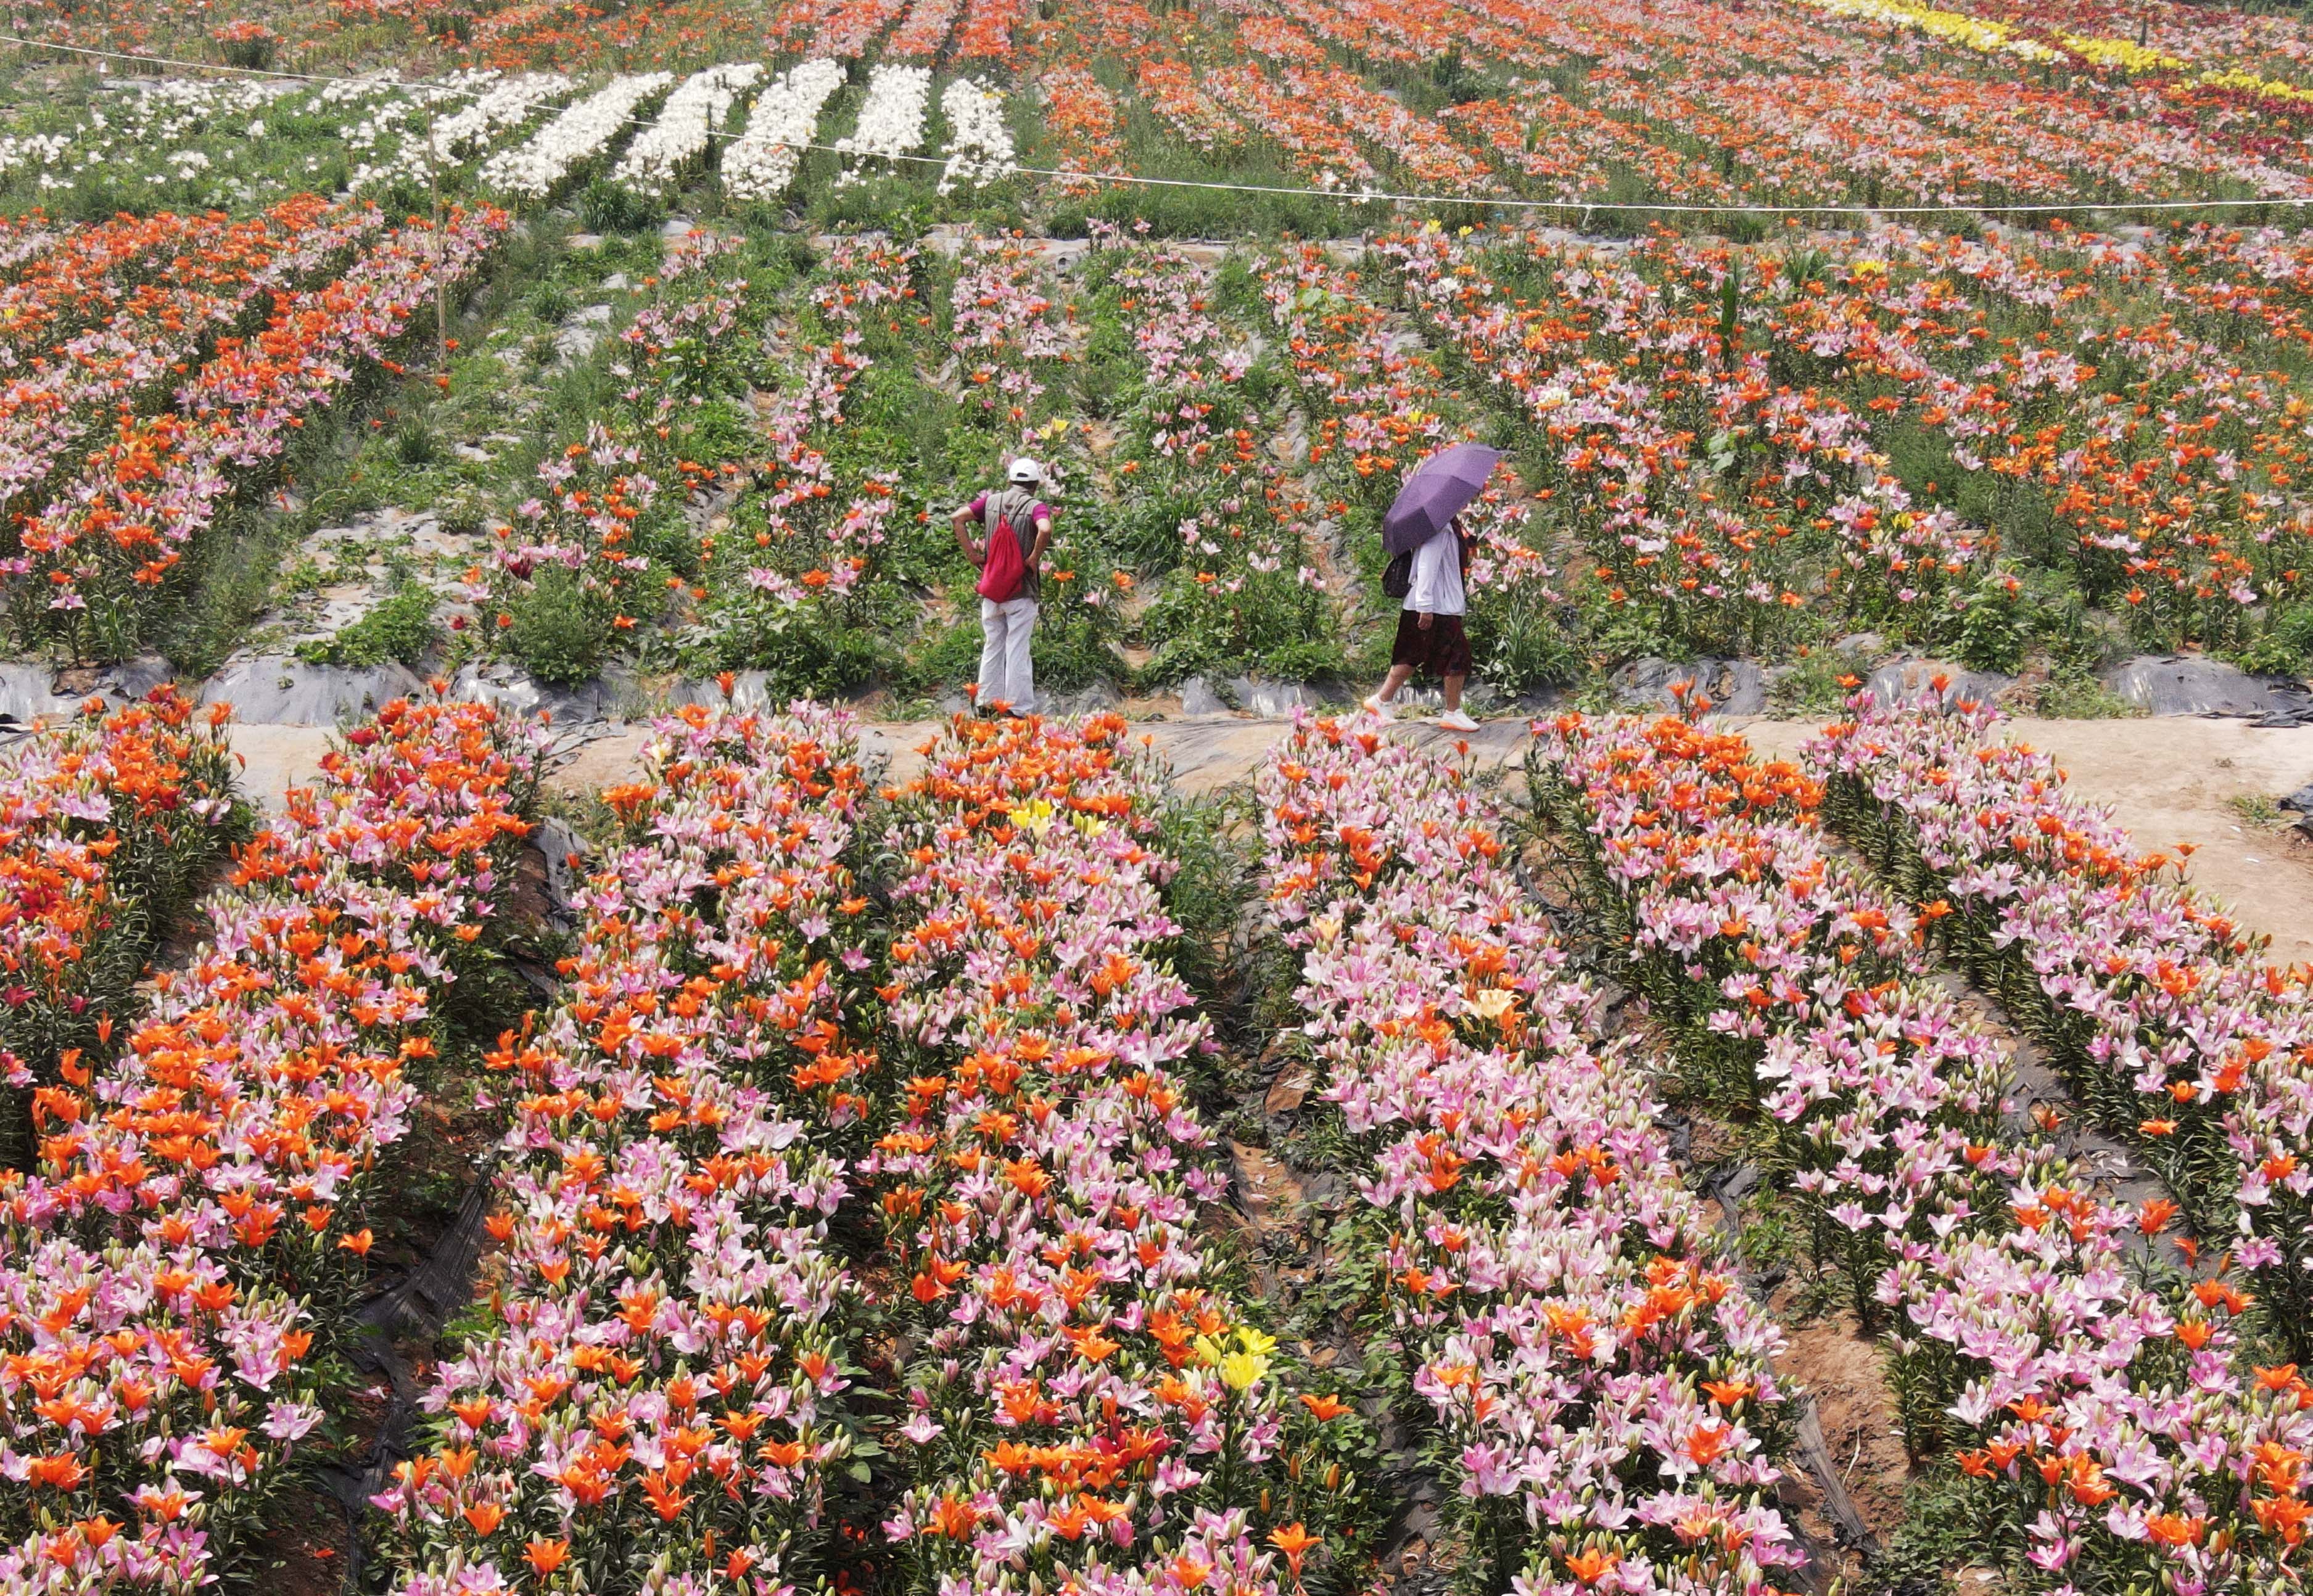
[722,59,845,202]
[614,62,764,195]
[936,76,1015,195]
[833,63,931,187]
[480,72,674,200]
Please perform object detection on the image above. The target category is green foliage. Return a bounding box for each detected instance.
[1030,591,1128,693]
[1469,582,1574,698]
[1149,788,1249,1008]
[526,280,576,324]
[1574,582,1689,670]
[295,585,442,669]
[578,178,666,236]
[394,417,440,469]
[1256,635,1350,685]
[1863,1468,2017,1596]
[1936,564,2031,673]
[1924,561,2111,680]
[507,566,609,686]
[2233,604,2313,680]
[724,601,893,699]
[437,487,489,540]
[1769,646,1860,715]
[1139,562,1337,685]
[897,617,988,699]
[680,397,755,467]
[218,33,278,70]
[2024,667,2143,718]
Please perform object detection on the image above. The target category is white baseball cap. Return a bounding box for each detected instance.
[1008,457,1043,485]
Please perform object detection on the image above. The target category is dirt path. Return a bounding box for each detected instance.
[233,710,2313,954]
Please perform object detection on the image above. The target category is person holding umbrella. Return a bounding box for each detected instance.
[1364,442,1497,731]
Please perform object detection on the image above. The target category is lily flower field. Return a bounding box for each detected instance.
[7,0,2313,1594]
[7,675,2311,1596]
[13,0,2313,706]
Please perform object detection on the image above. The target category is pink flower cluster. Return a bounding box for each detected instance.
[612,236,749,442]
[1,695,542,1596]
[728,237,910,611]
[872,714,1340,1596]
[12,207,509,657]
[950,232,1074,451]
[1380,226,1901,651]
[1535,709,2313,1588]
[1808,694,2313,1350]
[1256,717,1802,1596]
[804,0,909,59]
[1253,243,1556,630]
[378,701,876,1596]
[1087,229,1324,647]
[1257,244,1460,517]
[1530,712,2014,1293]
[884,0,963,57]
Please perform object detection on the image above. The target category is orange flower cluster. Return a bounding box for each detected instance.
[1443,87,1732,205]
[0,687,241,1091]
[14,208,506,660]
[950,0,1026,60]
[0,210,263,367]
[1,694,542,1593]
[377,702,879,1593]
[1038,64,1125,186]
[875,713,1359,1590]
[1134,59,1244,154]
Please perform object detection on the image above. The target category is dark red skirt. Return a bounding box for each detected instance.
[1390,610,1471,677]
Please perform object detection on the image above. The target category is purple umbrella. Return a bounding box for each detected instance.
[1383,443,1501,556]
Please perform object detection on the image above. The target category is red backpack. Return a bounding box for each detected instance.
[975,493,1030,603]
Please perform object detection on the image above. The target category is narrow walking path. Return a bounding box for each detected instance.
[229,710,2313,953]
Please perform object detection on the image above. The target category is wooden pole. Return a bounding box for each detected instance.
[428,91,448,370]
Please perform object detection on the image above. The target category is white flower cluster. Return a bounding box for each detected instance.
[833,63,931,186]
[339,76,485,193]
[722,59,845,203]
[306,75,421,148]
[122,77,300,146]
[303,73,404,111]
[936,77,1015,194]
[612,62,763,195]
[0,134,70,183]
[432,72,572,161]
[479,72,673,200]
[0,73,530,204]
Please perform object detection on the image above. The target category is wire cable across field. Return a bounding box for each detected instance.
[7,30,2313,218]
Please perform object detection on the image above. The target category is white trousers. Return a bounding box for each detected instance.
[976,596,1037,714]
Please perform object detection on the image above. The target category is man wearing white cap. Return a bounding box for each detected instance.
[952,456,1055,716]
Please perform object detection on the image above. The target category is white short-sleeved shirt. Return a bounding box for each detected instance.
[1404,526,1466,616]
